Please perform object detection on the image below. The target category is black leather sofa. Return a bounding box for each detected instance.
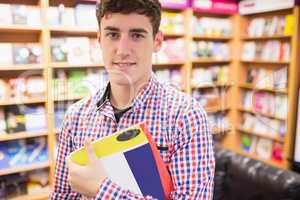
[213,144,300,200]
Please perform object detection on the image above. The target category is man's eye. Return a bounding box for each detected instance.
[131,33,144,40]
[106,32,119,39]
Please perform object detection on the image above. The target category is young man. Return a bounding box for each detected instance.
[51,0,215,199]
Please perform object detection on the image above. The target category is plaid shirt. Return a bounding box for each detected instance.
[51,74,215,200]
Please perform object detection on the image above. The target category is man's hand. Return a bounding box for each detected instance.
[67,139,108,197]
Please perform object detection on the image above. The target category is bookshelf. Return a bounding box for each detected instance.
[0,0,299,199]
[223,7,300,170]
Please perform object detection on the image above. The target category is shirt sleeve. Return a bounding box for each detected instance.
[50,107,81,200]
[93,106,215,200]
[168,106,215,199]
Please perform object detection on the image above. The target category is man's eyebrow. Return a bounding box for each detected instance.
[104,26,120,31]
[129,28,148,34]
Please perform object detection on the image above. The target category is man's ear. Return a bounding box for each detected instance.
[97,31,101,47]
[153,31,163,53]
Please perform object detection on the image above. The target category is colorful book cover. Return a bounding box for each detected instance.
[70,123,173,200]
[284,14,294,36]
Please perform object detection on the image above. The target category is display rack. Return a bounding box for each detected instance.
[0,0,299,199]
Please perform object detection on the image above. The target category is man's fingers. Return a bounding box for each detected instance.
[84,139,97,163]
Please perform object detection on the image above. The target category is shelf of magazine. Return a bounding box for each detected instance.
[239,83,288,94]
[0,98,45,106]
[238,107,286,121]
[237,126,284,143]
[0,131,48,142]
[0,64,44,71]
[238,148,283,169]
[0,161,50,176]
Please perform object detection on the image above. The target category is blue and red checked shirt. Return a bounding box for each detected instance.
[51,74,215,200]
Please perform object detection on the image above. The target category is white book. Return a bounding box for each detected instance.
[27,6,41,27]
[48,7,60,26]
[66,37,91,64]
[75,4,98,29]
[0,108,6,134]
[0,4,12,25]
[0,43,13,66]
[61,7,76,27]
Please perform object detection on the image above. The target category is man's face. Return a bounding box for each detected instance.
[99,13,163,87]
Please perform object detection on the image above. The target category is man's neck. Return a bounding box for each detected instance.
[109,77,151,109]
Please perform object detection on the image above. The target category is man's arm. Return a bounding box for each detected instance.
[50,108,81,200]
[168,106,215,199]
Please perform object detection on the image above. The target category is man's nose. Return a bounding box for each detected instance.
[116,35,131,57]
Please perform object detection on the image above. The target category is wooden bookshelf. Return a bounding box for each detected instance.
[192,83,231,89]
[10,193,49,200]
[0,1,299,199]
[193,35,232,41]
[0,25,41,33]
[192,59,231,64]
[0,162,50,176]
[50,62,104,68]
[0,64,44,71]
[220,7,300,170]
[238,107,286,121]
[242,35,291,40]
[0,131,48,142]
[241,60,290,65]
[50,26,97,37]
[206,106,230,113]
[237,126,285,143]
[0,97,45,106]
[237,149,283,169]
[239,83,288,94]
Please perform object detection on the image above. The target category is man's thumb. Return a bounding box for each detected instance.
[84,139,97,164]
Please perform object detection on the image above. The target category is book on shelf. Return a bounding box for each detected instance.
[247,15,291,37]
[0,138,48,169]
[51,38,68,62]
[12,44,42,65]
[4,105,26,133]
[193,17,232,37]
[66,37,91,65]
[26,6,41,27]
[256,137,273,160]
[75,3,98,29]
[284,15,294,36]
[0,79,9,102]
[0,4,12,25]
[245,66,287,90]
[89,39,103,64]
[192,41,230,60]
[154,69,182,90]
[59,6,76,27]
[11,5,27,25]
[155,39,185,63]
[242,41,290,62]
[161,11,184,34]
[70,123,173,200]
[241,133,257,153]
[240,132,283,163]
[0,108,6,135]
[241,113,286,137]
[0,43,13,66]
[27,169,50,195]
[26,76,46,98]
[24,106,47,132]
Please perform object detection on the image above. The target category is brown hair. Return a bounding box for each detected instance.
[96,0,162,35]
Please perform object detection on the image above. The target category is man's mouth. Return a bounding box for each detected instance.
[112,62,136,68]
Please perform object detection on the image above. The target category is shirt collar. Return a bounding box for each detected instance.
[96,73,158,111]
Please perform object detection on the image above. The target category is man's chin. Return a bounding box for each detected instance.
[109,76,134,86]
